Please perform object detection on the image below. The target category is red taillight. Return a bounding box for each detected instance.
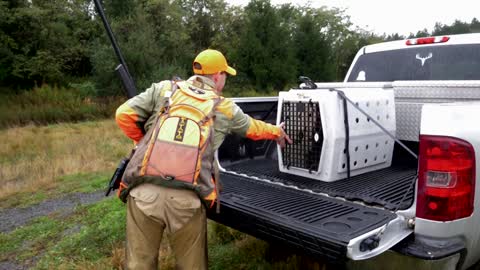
[406,36,450,45]
[417,135,475,221]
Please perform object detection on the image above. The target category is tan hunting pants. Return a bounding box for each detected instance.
[126,184,207,270]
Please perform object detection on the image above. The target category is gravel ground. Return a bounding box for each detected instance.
[0,190,111,269]
[0,261,26,270]
[0,190,107,233]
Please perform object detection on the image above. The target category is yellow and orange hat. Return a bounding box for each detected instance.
[193,49,237,76]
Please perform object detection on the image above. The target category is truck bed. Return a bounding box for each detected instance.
[208,158,417,262]
[223,158,416,210]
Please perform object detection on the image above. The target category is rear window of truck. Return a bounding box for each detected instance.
[347,44,480,82]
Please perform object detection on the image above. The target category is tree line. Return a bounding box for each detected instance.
[1,0,479,96]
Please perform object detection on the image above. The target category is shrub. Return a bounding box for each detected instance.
[0,84,123,129]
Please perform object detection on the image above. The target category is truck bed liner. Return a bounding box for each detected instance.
[208,159,417,261]
[223,158,417,210]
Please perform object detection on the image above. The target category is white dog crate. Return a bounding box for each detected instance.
[277,87,396,182]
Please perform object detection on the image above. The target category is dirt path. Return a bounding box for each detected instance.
[0,190,107,233]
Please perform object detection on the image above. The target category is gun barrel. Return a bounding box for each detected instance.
[93,0,137,97]
[116,64,137,98]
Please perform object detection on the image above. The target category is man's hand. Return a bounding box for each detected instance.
[276,122,293,148]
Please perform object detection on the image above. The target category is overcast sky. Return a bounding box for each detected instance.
[227,0,479,36]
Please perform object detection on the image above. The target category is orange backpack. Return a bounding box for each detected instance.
[119,81,222,205]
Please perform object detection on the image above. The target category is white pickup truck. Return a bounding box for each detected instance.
[208,33,480,270]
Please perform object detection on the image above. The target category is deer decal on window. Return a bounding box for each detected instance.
[416,53,433,66]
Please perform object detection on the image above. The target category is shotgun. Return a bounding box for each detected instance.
[93,0,137,196]
[93,0,137,98]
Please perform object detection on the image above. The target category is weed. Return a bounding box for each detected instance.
[0,120,131,201]
[209,221,245,244]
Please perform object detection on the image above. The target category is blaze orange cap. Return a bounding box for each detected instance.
[193,49,237,76]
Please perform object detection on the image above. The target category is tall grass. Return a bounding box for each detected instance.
[0,120,132,199]
[0,84,124,129]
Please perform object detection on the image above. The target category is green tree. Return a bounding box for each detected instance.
[384,33,406,41]
[178,0,229,53]
[102,0,135,19]
[471,18,480,33]
[0,1,16,86]
[2,2,45,88]
[91,0,193,96]
[210,4,244,58]
[318,7,371,80]
[409,28,430,38]
[293,6,337,82]
[433,19,475,35]
[1,0,98,89]
[235,0,297,91]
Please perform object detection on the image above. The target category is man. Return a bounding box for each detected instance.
[115,49,292,269]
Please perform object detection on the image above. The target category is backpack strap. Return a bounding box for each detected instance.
[160,80,179,116]
[198,97,222,126]
[203,97,222,213]
[198,97,222,152]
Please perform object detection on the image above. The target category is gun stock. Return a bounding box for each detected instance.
[105,158,129,197]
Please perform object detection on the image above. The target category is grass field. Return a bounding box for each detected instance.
[0,120,130,202]
[0,120,330,269]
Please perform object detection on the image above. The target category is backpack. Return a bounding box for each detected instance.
[119,80,222,206]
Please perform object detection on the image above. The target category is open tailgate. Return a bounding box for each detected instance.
[207,169,413,262]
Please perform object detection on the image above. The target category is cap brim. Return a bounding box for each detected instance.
[225,66,237,76]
